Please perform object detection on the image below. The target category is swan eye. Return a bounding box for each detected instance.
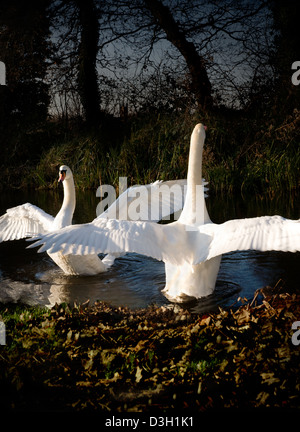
[58,169,67,182]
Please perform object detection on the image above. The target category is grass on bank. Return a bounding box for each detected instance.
[0,291,300,411]
[1,108,299,195]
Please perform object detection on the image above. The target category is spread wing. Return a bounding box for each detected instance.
[28,214,299,268]
[28,219,205,266]
[97,179,191,222]
[196,216,300,262]
[0,203,54,242]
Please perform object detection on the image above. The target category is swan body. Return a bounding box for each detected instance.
[0,166,187,276]
[0,166,107,275]
[30,124,300,301]
[48,167,108,275]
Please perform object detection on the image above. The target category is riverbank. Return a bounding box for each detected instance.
[0,291,299,412]
[1,108,299,195]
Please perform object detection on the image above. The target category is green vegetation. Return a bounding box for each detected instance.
[1,1,299,196]
[1,107,299,195]
[1,292,299,411]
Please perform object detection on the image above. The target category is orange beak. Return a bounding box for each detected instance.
[58,171,66,182]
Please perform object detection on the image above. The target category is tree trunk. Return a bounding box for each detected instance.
[144,0,212,108]
[76,0,101,127]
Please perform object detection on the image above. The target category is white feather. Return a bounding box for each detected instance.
[197,216,300,262]
[0,203,54,241]
[2,165,187,276]
[98,179,188,222]
[29,124,300,302]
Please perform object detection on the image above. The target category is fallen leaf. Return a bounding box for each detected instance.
[136,366,142,383]
[256,391,269,405]
[133,339,147,352]
[261,372,280,385]
[199,316,211,326]
[222,340,239,353]
[235,308,251,325]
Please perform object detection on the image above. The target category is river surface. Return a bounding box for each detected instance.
[0,188,299,313]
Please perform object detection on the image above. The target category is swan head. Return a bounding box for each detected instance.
[192,123,206,140]
[58,165,73,182]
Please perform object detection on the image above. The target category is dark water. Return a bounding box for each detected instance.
[0,188,299,313]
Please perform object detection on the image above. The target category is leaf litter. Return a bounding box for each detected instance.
[0,290,300,411]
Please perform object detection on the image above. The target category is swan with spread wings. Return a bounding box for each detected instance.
[29,124,300,301]
[0,166,187,275]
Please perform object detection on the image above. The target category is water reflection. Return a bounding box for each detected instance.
[0,189,299,313]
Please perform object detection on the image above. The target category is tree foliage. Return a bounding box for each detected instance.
[0,0,51,122]
[1,0,296,120]
[0,0,298,189]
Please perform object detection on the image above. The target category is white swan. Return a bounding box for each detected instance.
[0,165,187,276]
[30,124,300,301]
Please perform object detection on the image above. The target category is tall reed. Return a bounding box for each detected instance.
[4,108,299,196]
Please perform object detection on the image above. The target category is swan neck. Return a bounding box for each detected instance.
[186,127,204,188]
[180,125,210,225]
[53,176,76,229]
[62,177,76,212]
